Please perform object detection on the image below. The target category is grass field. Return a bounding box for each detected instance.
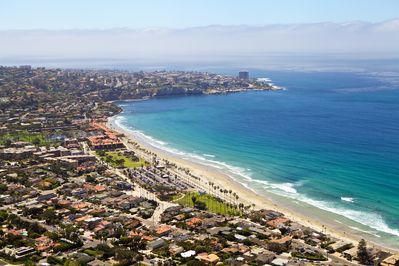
[173,192,241,216]
[98,151,148,168]
[0,131,55,146]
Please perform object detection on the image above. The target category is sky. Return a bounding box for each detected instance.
[0,1,398,68]
[1,0,399,29]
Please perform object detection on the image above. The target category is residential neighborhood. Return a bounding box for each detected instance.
[0,66,398,266]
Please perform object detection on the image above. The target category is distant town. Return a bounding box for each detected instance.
[0,65,397,266]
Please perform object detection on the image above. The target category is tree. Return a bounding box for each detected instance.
[0,210,8,222]
[96,243,114,258]
[117,158,125,166]
[0,184,7,193]
[24,259,37,266]
[357,239,372,265]
[118,236,146,251]
[3,139,12,147]
[115,248,140,265]
[63,260,81,266]
[191,195,197,205]
[42,208,58,224]
[32,137,41,146]
[195,201,207,210]
[85,175,96,183]
[96,150,106,157]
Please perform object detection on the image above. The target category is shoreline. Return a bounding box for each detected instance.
[107,114,399,253]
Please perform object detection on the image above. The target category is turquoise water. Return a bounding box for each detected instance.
[115,70,399,247]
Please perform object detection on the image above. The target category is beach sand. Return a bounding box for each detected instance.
[107,115,398,253]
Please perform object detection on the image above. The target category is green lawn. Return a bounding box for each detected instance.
[0,131,55,147]
[98,151,148,168]
[83,248,104,257]
[173,192,241,216]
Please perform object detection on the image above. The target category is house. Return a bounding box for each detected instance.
[181,250,196,258]
[222,244,249,255]
[35,236,54,252]
[268,236,292,253]
[196,253,220,265]
[234,234,247,241]
[343,247,358,261]
[156,225,172,236]
[271,257,289,266]
[330,241,353,252]
[255,251,276,265]
[2,246,36,259]
[266,217,290,228]
[0,146,37,160]
[69,252,95,265]
[207,226,231,235]
[147,238,166,250]
[87,135,124,150]
[381,253,399,266]
[87,259,113,266]
[169,244,184,255]
[249,226,272,238]
[64,138,80,149]
[187,217,202,228]
[37,192,57,202]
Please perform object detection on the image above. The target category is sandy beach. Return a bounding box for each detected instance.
[107,115,398,253]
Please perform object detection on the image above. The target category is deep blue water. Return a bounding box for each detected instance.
[115,70,399,246]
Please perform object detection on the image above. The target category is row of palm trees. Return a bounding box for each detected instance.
[208,182,239,205]
[207,181,255,213]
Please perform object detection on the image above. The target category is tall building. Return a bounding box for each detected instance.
[238,71,249,80]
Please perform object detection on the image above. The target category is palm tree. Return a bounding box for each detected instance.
[239,203,244,213]
[191,195,197,206]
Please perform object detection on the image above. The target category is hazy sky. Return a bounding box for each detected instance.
[1,1,398,68]
[1,0,399,29]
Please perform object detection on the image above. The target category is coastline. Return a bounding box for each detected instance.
[107,114,399,253]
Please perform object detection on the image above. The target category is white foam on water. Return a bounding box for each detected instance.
[297,196,399,237]
[270,182,298,194]
[250,179,299,195]
[341,197,355,203]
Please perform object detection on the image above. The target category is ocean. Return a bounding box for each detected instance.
[114,70,399,248]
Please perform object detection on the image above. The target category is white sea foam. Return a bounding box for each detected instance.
[250,179,299,195]
[203,153,216,158]
[341,197,355,203]
[271,182,298,194]
[297,196,399,237]
[111,114,399,238]
[115,117,169,147]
